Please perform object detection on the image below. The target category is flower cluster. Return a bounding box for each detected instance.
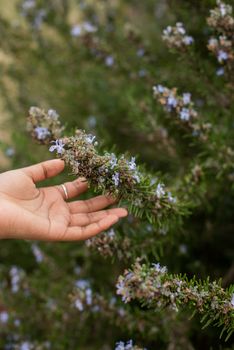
[70,22,97,37]
[153,85,211,138]
[207,1,234,74]
[27,107,64,144]
[115,340,146,350]
[162,22,194,50]
[28,107,180,224]
[70,280,127,319]
[86,229,131,259]
[72,279,93,312]
[207,0,234,33]
[116,259,234,337]
[10,266,25,293]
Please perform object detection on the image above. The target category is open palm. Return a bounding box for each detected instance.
[0,159,127,241]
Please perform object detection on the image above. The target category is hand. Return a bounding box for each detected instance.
[0,159,128,241]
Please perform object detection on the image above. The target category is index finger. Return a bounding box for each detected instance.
[68,195,116,214]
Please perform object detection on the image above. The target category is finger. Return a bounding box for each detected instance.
[61,215,119,241]
[68,195,116,214]
[22,159,65,183]
[70,208,128,226]
[56,179,88,200]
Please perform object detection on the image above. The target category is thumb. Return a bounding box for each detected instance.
[22,159,65,183]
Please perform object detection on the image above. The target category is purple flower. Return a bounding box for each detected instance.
[109,153,118,169]
[49,139,65,154]
[220,4,227,17]
[85,134,96,144]
[31,244,44,263]
[75,279,90,289]
[34,127,50,140]
[163,26,172,35]
[105,55,114,67]
[156,183,165,198]
[217,50,228,63]
[168,191,177,203]
[128,157,137,170]
[0,311,9,324]
[152,262,167,274]
[85,288,92,305]
[183,93,191,105]
[48,109,59,120]
[74,299,84,311]
[183,36,194,45]
[176,22,186,35]
[71,24,82,37]
[153,85,165,93]
[180,108,190,121]
[167,95,177,108]
[112,172,120,187]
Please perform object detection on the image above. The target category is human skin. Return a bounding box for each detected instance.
[0,159,128,241]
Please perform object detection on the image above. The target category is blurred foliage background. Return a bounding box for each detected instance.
[0,0,233,349]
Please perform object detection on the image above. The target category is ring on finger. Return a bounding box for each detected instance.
[61,184,69,200]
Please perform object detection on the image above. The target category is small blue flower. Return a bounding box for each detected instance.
[153,85,165,93]
[75,279,90,289]
[49,139,65,154]
[217,50,228,63]
[176,22,186,35]
[183,36,194,45]
[34,127,50,140]
[156,183,165,198]
[31,244,44,263]
[180,108,190,121]
[85,134,96,144]
[85,288,92,305]
[220,3,227,17]
[128,157,136,170]
[71,24,82,37]
[48,109,59,119]
[115,341,125,350]
[109,153,118,169]
[152,262,167,273]
[105,55,114,67]
[0,311,9,324]
[163,26,172,35]
[182,93,191,105]
[167,95,177,108]
[74,299,84,311]
[112,172,120,187]
[168,191,177,203]
[20,342,32,350]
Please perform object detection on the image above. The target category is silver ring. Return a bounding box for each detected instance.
[61,184,69,200]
